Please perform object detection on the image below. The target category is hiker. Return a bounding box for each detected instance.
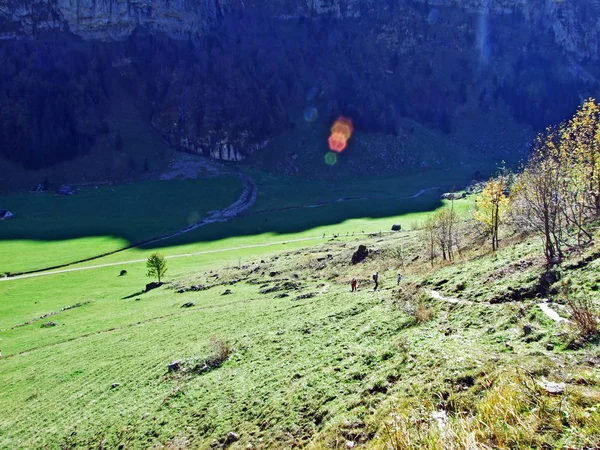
[397,273,403,285]
[351,278,357,292]
[373,272,379,291]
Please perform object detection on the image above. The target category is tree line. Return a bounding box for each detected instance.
[423,99,600,266]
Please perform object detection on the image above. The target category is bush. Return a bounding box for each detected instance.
[567,296,599,345]
[395,287,435,325]
[209,336,232,364]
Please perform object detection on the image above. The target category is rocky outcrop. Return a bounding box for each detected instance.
[0,0,243,40]
[1,0,599,168]
[2,0,599,67]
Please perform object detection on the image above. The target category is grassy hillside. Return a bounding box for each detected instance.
[1,190,599,448]
[0,163,480,275]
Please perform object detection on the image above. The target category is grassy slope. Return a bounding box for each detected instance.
[1,214,600,449]
[0,176,241,274]
[0,165,477,275]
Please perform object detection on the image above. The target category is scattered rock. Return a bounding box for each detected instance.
[224,432,239,446]
[168,360,181,373]
[181,302,195,308]
[41,321,57,328]
[119,269,127,276]
[190,285,207,291]
[351,245,369,264]
[275,293,289,298]
[487,327,496,334]
[523,324,533,335]
[0,210,14,220]
[30,183,48,193]
[293,273,299,279]
[444,327,455,336]
[302,328,312,334]
[145,282,162,291]
[537,380,566,395]
[546,343,554,351]
[391,224,401,231]
[56,185,75,196]
[269,271,280,277]
[295,293,316,301]
[441,192,466,200]
[111,383,120,389]
[222,289,233,295]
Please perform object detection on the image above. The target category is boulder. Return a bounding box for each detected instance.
[57,185,75,196]
[145,281,162,291]
[225,432,240,446]
[537,380,566,395]
[119,269,127,276]
[351,245,369,264]
[167,360,181,373]
[181,302,195,308]
[441,192,466,200]
[391,224,401,231]
[0,210,14,220]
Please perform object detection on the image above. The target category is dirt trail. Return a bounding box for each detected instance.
[537,302,570,323]
[430,290,475,305]
[430,290,571,323]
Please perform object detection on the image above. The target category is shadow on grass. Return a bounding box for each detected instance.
[0,167,487,274]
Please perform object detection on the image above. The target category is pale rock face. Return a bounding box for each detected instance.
[1,0,599,66]
[0,0,243,39]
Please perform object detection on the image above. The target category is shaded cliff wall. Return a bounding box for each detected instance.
[0,0,598,167]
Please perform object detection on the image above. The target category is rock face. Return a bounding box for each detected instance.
[1,0,599,168]
[0,0,243,40]
[3,0,599,67]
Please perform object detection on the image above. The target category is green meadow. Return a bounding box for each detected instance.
[2,166,598,449]
[0,167,474,274]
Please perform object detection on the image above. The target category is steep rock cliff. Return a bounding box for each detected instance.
[0,0,598,168]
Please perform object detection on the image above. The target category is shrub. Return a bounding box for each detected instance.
[415,302,435,324]
[209,336,232,363]
[395,287,435,325]
[567,296,599,344]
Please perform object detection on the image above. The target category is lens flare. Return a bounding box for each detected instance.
[324,152,338,166]
[304,106,318,123]
[328,116,353,153]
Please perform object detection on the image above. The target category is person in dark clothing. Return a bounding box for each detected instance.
[373,272,379,291]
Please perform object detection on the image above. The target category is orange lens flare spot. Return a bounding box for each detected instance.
[328,116,353,152]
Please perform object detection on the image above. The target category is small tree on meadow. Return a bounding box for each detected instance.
[473,177,508,252]
[146,252,167,284]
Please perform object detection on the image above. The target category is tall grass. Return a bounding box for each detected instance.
[374,370,600,449]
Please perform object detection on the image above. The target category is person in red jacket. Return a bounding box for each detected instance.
[351,278,358,292]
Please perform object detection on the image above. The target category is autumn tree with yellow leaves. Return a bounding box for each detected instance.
[510,99,600,264]
[474,177,509,251]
